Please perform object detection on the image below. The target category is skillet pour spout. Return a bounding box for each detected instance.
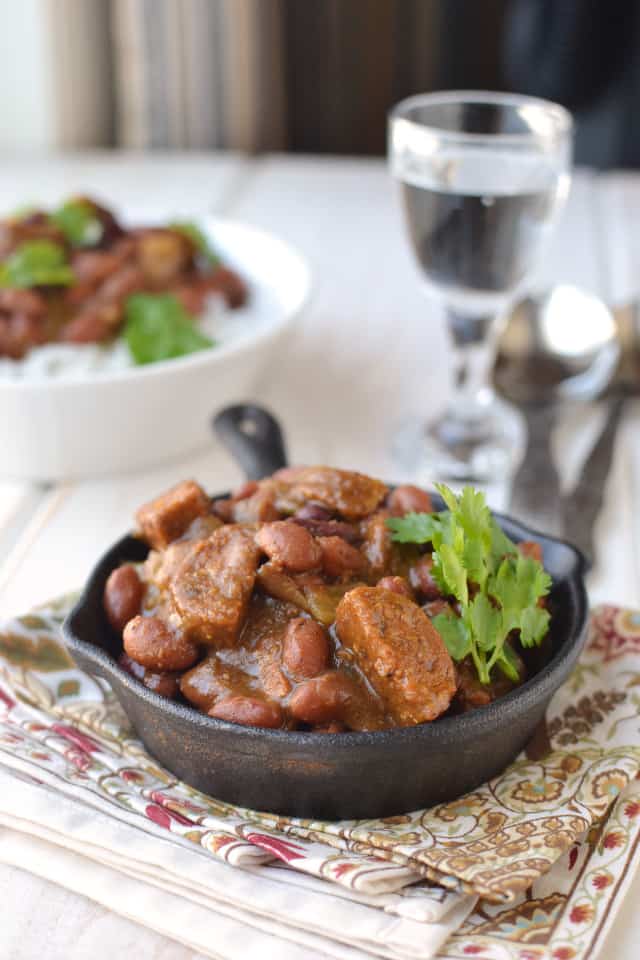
[63,405,589,820]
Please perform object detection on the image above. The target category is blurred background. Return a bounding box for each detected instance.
[1,0,638,167]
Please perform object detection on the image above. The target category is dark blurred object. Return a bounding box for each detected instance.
[503,0,640,168]
[283,0,507,154]
[284,0,640,166]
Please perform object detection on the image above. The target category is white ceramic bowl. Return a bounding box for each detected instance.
[0,219,311,480]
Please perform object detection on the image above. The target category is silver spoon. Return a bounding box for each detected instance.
[494,285,620,535]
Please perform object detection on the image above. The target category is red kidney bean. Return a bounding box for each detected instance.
[294,503,332,521]
[255,521,322,573]
[123,615,199,672]
[104,565,145,633]
[0,312,46,359]
[98,264,146,302]
[282,618,330,680]
[288,671,355,725]
[387,485,433,517]
[62,303,121,343]
[377,575,414,599]
[209,695,283,728]
[318,536,365,578]
[143,670,181,699]
[118,652,180,700]
[293,518,361,544]
[0,288,46,315]
[408,555,442,600]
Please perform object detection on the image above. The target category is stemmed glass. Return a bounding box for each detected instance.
[389,91,573,483]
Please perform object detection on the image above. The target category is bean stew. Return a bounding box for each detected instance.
[105,468,552,732]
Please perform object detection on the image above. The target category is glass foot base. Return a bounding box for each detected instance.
[392,396,525,488]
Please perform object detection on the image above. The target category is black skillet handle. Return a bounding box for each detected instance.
[213,404,288,481]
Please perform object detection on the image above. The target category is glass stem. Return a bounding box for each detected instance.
[446,308,502,413]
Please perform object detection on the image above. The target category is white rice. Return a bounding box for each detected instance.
[0,292,257,381]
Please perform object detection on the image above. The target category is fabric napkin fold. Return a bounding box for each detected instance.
[0,771,474,960]
[1,599,640,959]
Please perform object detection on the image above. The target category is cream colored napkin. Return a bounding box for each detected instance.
[0,770,474,960]
[3,601,640,959]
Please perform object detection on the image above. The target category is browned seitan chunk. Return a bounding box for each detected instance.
[170,525,259,646]
[271,467,387,520]
[136,480,210,550]
[335,586,456,725]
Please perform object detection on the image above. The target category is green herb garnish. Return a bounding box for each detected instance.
[170,220,219,266]
[0,240,73,288]
[49,199,103,247]
[386,485,551,684]
[124,293,215,365]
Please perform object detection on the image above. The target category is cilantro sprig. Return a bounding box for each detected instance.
[386,485,551,685]
[0,240,73,288]
[124,293,215,365]
[49,199,103,247]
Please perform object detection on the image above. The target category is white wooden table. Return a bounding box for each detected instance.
[0,152,638,960]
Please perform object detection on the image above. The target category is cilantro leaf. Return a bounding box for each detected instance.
[385,512,440,544]
[463,537,487,588]
[489,519,518,565]
[49,199,103,247]
[437,543,469,606]
[432,613,471,660]
[468,593,501,652]
[124,293,215,365]
[455,486,492,544]
[495,640,522,682]
[434,482,458,513]
[520,606,551,648]
[489,558,527,633]
[170,220,219,265]
[386,485,552,686]
[0,240,73,288]
[517,553,552,602]
[429,550,449,597]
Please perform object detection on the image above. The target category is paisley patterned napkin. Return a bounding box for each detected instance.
[1,600,640,959]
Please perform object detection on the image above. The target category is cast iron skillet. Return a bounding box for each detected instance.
[63,404,589,820]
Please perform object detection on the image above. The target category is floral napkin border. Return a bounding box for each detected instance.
[1,600,640,958]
